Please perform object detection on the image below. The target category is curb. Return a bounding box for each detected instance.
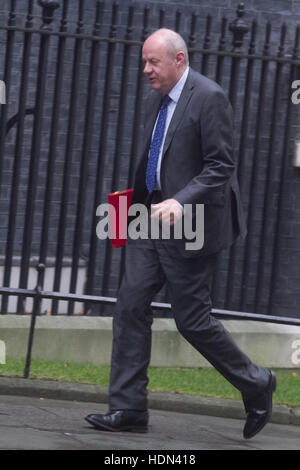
[0,376,299,426]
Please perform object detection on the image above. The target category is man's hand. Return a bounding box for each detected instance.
[151,198,183,226]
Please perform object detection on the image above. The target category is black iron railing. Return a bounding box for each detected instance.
[1,263,300,378]
[0,0,299,330]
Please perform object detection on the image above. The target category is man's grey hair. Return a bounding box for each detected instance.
[147,28,189,65]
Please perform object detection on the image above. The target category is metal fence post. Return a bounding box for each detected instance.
[17,0,60,315]
[24,263,45,379]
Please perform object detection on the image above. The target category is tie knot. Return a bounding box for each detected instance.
[161,95,171,109]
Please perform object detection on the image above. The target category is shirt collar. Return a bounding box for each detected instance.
[168,66,190,104]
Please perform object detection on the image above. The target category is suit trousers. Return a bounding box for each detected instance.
[108,232,269,411]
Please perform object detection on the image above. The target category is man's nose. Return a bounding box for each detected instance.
[143,62,152,74]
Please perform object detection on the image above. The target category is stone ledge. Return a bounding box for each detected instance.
[0,315,300,368]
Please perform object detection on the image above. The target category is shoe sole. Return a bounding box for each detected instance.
[243,370,277,440]
[84,416,148,433]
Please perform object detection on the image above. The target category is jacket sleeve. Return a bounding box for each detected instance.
[173,89,235,206]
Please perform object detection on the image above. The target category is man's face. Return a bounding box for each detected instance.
[142,36,180,95]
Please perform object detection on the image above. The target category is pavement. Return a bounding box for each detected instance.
[0,377,300,450]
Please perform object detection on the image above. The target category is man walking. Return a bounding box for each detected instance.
[85,28,276,440]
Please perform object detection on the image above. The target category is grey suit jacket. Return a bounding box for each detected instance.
[131,67,247,257]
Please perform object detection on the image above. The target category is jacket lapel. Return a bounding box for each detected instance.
[162,69,195,157]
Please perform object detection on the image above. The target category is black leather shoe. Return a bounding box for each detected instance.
[85,410,148,433]
[243,369,277,439]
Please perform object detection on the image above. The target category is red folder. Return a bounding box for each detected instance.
[108,188,134,247]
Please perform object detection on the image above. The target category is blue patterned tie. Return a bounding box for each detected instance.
[146,95,172,193]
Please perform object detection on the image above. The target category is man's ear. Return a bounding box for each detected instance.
[175,51,185,66]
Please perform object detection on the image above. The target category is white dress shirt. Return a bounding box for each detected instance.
[152,66,190,191]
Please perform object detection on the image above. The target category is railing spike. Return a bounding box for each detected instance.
[229,2,250,51]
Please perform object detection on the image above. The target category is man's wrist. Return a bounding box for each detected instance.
[173,198,184,212]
